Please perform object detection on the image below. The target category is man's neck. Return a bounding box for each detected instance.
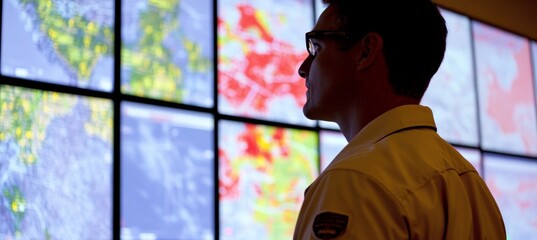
[335,97,420,142]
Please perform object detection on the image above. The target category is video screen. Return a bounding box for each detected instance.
[120,102,215,240]
[454,147,482,175]
[315,0,327,22]
[0,85,113,239]
[121,0,214,107]
[320,130,347,172]
[1,0,114,92]
[219,121,318,240]
[217,0,315,126]
[531,42,537,98]
[319,120,340,130]
[422,9,478,146]
[484,154,537,239]
[473,22,537,156]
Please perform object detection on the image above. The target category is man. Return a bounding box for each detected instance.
[294,0,506,239]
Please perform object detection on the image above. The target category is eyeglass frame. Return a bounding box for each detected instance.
[305,30,363,57]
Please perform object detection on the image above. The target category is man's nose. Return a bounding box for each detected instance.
[298,55,313,78]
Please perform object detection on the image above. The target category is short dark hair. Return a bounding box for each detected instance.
[323,0,447,100]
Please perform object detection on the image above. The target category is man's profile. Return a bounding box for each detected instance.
[294,0,506,239]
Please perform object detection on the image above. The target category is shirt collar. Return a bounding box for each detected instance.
[337,105,437,158]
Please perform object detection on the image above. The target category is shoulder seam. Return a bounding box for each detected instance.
[412,168,479,194]
[321,168,408,214]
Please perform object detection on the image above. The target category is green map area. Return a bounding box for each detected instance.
[122,0,213,105]
[20,0,114,81]
[0,86,113,239]
[219,122,318,239]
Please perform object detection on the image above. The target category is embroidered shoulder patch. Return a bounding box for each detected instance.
[312,211,349,239]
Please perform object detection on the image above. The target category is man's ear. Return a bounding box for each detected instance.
[356,32,384,70]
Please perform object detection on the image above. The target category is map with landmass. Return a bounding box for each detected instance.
[218,0,315,126]
[120,102,215,240]
[121,0,214,107]
[422,10,479,146]
[0,85,113,239]
[219,121,318,240]
[1,0,114,91]
[473,22,537,156]
[484,154,537,240]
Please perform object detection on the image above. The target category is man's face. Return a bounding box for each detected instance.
[299,5,361,122]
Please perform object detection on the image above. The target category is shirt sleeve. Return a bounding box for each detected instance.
[295,169,410,240]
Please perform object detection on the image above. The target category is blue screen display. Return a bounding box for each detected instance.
[120,101,215,240]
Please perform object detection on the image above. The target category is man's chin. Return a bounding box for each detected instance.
[303,105,324,121]
[302,107,316,120]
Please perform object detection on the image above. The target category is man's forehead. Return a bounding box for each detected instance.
[313,4,339,31]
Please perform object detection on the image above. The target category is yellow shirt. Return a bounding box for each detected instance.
[294,105,506,239]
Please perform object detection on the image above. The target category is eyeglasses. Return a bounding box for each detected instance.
[305,31,357,56]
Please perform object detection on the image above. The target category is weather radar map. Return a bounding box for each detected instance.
[422,9,478,146]
[0,86,113,239]
[484,154,537,239]
[121,0,214,107]
[219,121,318,240]
[473,22,537,156]
[1,0,115,92]
[218,0,315,126]
[121,102,215,240]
